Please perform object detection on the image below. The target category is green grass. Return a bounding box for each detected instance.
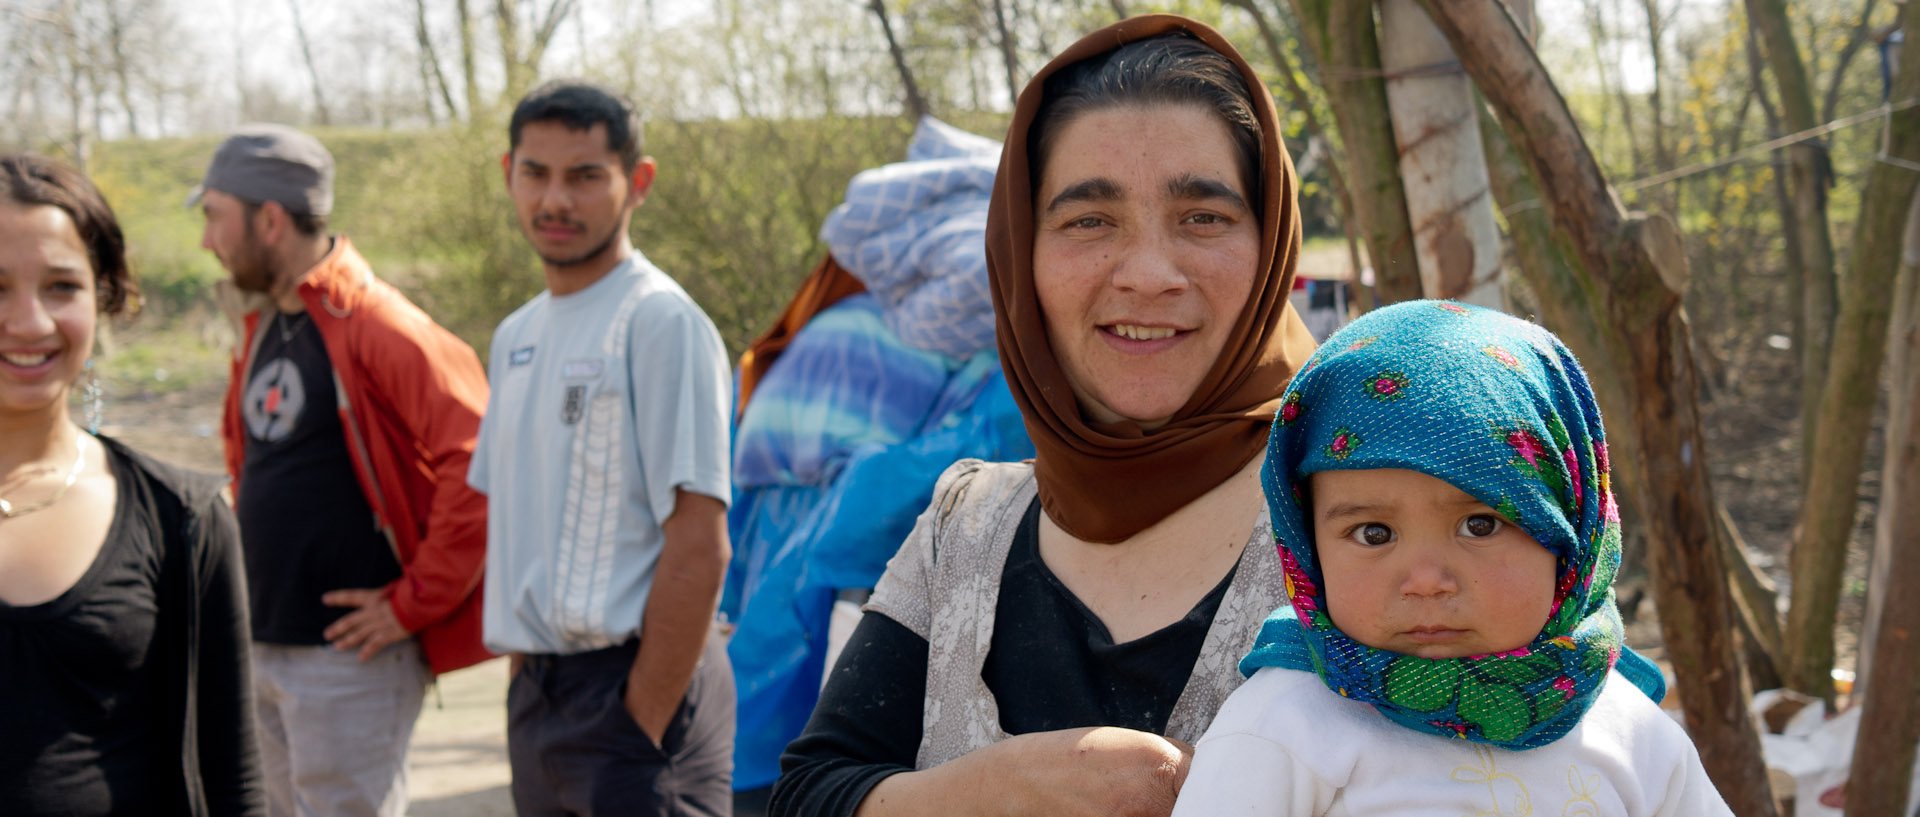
[96,317,233,398]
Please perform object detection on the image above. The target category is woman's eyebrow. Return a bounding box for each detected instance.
[1167,174,1247,209]
[1044,178,1122,214]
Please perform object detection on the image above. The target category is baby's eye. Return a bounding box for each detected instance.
[1459,514,1504,538]
[1349,523,1393,547]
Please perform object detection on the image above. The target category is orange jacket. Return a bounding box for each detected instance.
[221,238,493,675]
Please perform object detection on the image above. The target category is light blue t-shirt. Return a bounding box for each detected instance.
[469,253,732,656]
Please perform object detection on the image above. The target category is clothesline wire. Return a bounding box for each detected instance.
[1621,97,1919,192]
[1502,97,1920,215]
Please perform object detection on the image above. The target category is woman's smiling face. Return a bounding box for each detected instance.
[0,202,95,421]
[1031,103,1260,430]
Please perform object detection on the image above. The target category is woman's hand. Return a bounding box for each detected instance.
[857,726,1193,817]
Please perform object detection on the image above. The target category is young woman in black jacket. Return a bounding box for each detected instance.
[0,153,264,817]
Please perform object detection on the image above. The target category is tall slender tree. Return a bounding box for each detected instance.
[864,0,928,122]
[1289,0,1423,304]
[1789,0,1920,704]
[1845,194,1920,817]
[285,0,331,124]
[1378,0,1504,306]
[1746,0,1841,553]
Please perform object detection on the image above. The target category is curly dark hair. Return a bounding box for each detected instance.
[0,153,137,315]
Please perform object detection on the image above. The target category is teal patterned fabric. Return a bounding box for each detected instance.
[1241,300,1654,750]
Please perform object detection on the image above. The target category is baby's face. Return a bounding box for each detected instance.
[1308,468,1557,659]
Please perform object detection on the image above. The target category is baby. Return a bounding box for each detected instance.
[1172,301,1734,816]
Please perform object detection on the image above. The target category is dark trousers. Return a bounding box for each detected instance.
[508,634,735,816]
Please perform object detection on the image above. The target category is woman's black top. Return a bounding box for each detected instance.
[0,449,170,816]
[772,499,1235,817]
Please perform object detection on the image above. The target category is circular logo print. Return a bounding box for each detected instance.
[243,358,307,442]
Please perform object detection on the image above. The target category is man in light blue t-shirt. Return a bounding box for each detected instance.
[468,80,734,817]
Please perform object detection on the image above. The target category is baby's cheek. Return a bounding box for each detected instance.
[1323,591,1392,651]
[1493,546,1562,646]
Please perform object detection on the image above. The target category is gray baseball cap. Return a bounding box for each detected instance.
[186,124,334,216]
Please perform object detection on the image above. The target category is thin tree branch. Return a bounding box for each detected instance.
[1822,0,1882,124]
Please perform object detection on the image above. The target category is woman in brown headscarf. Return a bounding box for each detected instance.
[771,15,1316,817]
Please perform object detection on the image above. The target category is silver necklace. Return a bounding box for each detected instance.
[0,436,87,519]
[277,311,310,343]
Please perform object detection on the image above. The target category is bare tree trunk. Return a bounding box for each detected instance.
[520,0,577,87]
[1785,0,1920,705]
[286,0,331,125]
[230,0,248,121]
[1419,2,1777,812]
[865,0,927,122]
[1107,0,1126,19]
[414,0,459,124]
[1378,0,1503,307]
[1585,0,1644,174]
[458,0,480,118]
[495,0,523,103]
[5,45,33,146]
[491,0,576,103]
[1638,0,1676,215]
[1637,3,1670,166]
[967,31,986,111]
[57,0,90,168]
[1843,193,1920,817]
[1291,0,1423,305]
[1746,6,1842,620]
[1746,21,1809,367]
[1016,0,1049,60]
[1224,0,1369,306]
[78,8,105,146]
[989,0,1020,107]
[104,0,139,138]
[1858,191,1920,703]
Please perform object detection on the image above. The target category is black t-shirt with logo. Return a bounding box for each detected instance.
[236,310,401,645]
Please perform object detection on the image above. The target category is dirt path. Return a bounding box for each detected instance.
[408,658,515,816]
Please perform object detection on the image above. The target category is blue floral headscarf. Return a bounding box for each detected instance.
[1241,300,1662,750]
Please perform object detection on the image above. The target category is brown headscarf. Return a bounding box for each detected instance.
[986,14,1319,543]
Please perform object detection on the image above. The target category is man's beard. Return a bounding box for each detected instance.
[223,228,276,294]
[531,217,624,269]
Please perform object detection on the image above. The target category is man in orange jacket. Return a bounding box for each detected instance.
[197,124,492,817]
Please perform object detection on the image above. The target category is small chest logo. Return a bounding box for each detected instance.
[562,385,587,425]
[562,358,604,379]
[509,346,536,367]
